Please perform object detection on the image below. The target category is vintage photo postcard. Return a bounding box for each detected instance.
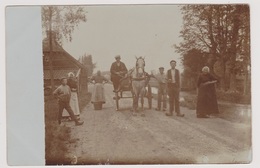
[5,3,252,166]
[41,4,251,165]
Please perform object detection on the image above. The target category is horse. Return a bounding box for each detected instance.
[129,56,150,116]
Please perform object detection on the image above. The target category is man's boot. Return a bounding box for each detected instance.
[166,111,173,116]
[75,120,84,126]
[176,112,184,117]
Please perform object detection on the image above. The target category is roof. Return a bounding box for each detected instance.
[42,36,86,70]
[44,69,80,80]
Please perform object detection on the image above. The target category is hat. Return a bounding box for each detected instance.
[68,72,75,77]
[159,67,164,69]
[115,55,121,59]
[170,60,176,63]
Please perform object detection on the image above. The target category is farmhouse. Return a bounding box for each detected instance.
[42,33,88,94]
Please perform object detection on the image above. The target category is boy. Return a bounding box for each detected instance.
[53,77,84,126]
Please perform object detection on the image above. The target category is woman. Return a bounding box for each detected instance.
[196,66,219,118]
[62,72,80,118]
[90,71,108,109]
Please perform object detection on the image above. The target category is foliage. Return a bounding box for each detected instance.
[78,91,92,111]
[216,90,251,104]
[45,92,91,165]
[181,48,207,89]
[79,54,96,76]
[42,6,87,44]
[44,97,71,165]
[176,5,250,92]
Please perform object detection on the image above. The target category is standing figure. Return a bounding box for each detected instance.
[166,60,184,117]
[154,67,167,111]
[110,55,128,92]
[90,70,108,108]
[53,77,84,126]
[62,72,80,119]
[196,66,219,118]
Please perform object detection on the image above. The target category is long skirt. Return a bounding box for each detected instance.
[62,91,80,117]
[91,83,105,104]
[196,84,219,116]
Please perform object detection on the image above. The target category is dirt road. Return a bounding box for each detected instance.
[65,84,251,164]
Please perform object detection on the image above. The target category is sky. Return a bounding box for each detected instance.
[62,5,183,73]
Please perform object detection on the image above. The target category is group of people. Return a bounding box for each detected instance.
[109,55,219,118]
[153,62,219,118]
[52,55,219,126]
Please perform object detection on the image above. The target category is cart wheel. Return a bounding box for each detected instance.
[147,84,152,109]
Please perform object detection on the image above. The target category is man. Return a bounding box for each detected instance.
[110,55,128,91]
[155,67,167,111]
[53,77,84,126]
[166,60,184,117]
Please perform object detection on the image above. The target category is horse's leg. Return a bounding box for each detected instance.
[133,83,138,116]
[141,90,145,117]
[140,90,144,111]
[131,89,135,112]
[133,95,138,116]
[135,93,139,112]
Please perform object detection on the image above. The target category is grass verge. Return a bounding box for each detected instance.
[45,91,91,165]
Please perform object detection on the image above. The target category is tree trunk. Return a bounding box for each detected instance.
[229,73,237,92]
[228,6,242,92]
[49,7,55,93]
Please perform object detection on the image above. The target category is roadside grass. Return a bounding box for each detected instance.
[179,90,251,123]
[45,91,91,165]
[152,87,251,123]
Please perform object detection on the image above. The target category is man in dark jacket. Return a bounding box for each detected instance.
[166,60,184,117]
[110,55,128,91]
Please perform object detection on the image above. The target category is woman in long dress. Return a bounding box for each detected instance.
[196,66,219,118]
[62,72,80,118]
[90,71,108,107]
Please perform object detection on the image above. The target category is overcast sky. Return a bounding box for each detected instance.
[62,5,183,73]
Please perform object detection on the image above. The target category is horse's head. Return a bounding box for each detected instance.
[135,56,146,77]
[136,56,145,68]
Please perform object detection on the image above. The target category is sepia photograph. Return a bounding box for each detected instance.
[40,4,252,165]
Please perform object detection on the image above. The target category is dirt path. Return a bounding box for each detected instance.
[65,84,251,164]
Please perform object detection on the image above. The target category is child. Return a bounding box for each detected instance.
[53,77,84,126]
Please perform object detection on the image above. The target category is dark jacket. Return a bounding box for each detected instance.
[196,73,219,115]
[167,69,180,88]
[67,78,78,90]
[110,61,128,82]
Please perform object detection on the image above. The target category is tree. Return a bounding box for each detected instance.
[41,6,87,91]
[175,4,250,92]
[181,48,207,89]
[79,54,96,77]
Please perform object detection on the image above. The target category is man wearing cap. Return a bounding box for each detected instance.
[53,77,84,126]
[166,60,184,117]
[110,55,128,91]
[154,67,167,111]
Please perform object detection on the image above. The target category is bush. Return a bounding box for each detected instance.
[44,96,71,165]
[216,90,251,104]
[179,94,197,110]
[45,91,92,165]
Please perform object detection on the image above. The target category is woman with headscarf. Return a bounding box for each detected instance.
[196,66,219,118]
[62,72,80,119]
[90,70,108,109]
